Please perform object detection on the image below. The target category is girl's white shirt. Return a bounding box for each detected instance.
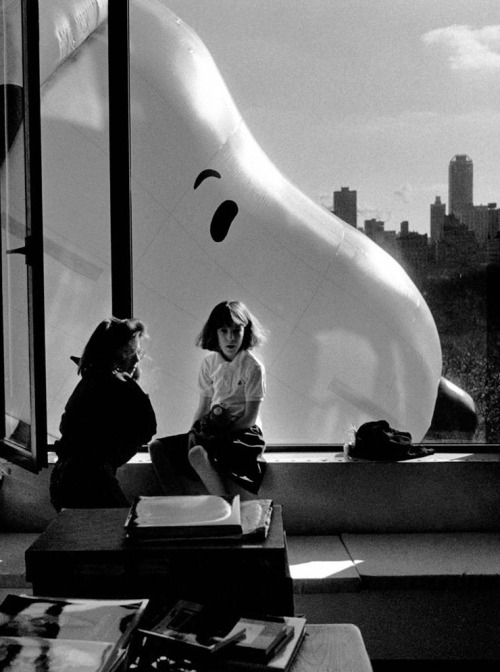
[198,350,266,425]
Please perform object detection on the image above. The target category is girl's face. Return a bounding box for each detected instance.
[217,321,244,360]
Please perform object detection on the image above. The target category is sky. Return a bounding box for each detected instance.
[165,0,500,235]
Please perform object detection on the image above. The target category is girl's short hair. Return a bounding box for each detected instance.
[196,301,267,352]
[78,317,146,375]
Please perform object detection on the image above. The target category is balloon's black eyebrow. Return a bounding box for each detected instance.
[194,169,221,189]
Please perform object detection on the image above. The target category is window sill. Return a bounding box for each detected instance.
[124,449,500,464]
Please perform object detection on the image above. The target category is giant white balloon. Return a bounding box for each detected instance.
[1,0,441,444]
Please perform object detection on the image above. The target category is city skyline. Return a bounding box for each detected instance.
[335,153,499,237]
[166,0,500,235]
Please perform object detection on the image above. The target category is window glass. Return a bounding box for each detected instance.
[4,2,498,453]
[1,92,31,451]
[40,7,112,444]
[1,3,31,454]
[154,1,500,447]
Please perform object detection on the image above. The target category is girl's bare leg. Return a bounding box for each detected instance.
[188,444,228,496]
[188,445,256,500]
[149,439,207,495]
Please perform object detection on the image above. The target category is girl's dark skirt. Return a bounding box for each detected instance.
[158,426,267,494]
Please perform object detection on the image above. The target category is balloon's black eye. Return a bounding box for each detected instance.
[194,170,239,242]
[210,201,238,242]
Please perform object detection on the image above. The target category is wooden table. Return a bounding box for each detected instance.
[134,623,373,672]
[290,625,373,672]
[130,623,373,672]
[25,506,293,616]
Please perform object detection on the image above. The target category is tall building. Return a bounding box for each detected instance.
[430,196,446,243]
[448,154,473,220]
[396,230,429,280]
[364,218,384,237]
[460,203,500,246]
[333,187,357,227]
[434,214,479,270]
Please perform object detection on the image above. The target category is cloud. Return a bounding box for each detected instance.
[394,183,413,204]
[422,24,500,72]
[357,207,392,224]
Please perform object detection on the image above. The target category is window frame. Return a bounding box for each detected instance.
[108,0,133,320]
[0,1,134,473]
[0,0,47,473]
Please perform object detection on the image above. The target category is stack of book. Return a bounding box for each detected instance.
[133,599,307,672]
[124,495,274,542]
[0,594,149,672]
[219,615,307,672]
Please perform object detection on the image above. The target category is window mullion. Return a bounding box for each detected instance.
[22,0,47,470]
[108,0,133,319]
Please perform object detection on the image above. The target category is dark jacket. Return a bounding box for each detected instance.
[54,369,157,468]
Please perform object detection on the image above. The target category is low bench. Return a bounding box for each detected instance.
[2,450,500,534]
[287,532,500,661]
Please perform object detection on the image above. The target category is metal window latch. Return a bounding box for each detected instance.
[6,236,32,263]
[6,246,27,255]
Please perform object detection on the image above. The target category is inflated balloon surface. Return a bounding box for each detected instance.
[1,0,441,443]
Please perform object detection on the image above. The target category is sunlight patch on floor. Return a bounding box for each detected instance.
[290,559,363,579]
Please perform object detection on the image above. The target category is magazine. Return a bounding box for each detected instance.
[0,595,149,672]
[0,637,118,672]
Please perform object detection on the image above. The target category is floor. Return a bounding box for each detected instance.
[372,662,499,672]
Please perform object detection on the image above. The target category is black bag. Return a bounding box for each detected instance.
[348,420,434,461]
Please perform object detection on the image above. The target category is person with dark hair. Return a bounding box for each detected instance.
[149,301,268,499]
[49,317,157,511]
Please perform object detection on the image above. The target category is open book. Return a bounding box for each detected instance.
[0,594,148,672]
[124,495,243,540]
[240,499,273,540]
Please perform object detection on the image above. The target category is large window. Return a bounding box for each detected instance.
[162,1,500,447]
[1,1,499,475]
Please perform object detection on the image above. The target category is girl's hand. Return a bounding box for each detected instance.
[187,430,197,449]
